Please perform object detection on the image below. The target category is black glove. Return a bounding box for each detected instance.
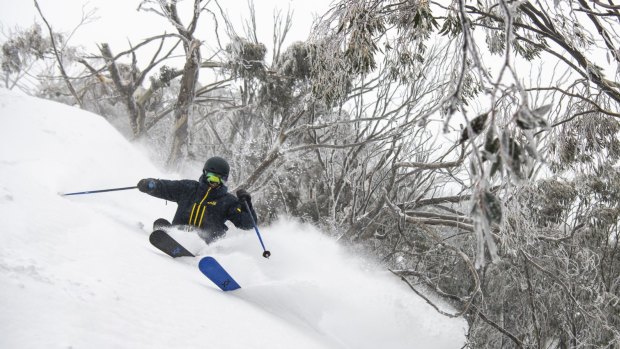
[137,178,157,193]
[236,189,251,205]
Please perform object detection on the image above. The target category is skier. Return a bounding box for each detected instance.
[137,156,258,244]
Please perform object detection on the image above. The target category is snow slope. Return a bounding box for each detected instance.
[0,89,466,349]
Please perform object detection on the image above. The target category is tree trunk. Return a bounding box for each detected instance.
[166,39,201,168]
[99,43,144,137]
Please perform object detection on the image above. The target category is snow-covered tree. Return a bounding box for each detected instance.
[310,0,620,347]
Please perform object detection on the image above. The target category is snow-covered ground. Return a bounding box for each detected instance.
[0,88,466,348]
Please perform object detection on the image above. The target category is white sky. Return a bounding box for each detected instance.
[0,0,333,59]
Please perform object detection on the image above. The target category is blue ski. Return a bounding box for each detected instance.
[198,257,241,291]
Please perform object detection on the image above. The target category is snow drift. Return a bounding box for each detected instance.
[0,88,466,348]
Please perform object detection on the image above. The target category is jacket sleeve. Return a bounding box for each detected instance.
[148,179,193,203]
[227,198,258,230]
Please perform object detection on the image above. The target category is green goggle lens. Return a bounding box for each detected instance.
[205,172,222,184]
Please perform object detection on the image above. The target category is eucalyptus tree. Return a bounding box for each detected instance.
[0,24,51,91]
[310,0,620,347]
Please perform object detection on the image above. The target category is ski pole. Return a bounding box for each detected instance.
[243,200,271,258]
[61,186,138,196]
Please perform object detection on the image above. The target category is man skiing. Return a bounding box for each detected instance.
[137,156,258,244]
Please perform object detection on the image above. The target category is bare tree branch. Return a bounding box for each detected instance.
[34,0,83,108]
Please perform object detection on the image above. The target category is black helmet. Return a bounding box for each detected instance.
[203,156,230,180]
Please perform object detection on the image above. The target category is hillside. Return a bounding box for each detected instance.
[0,88,466,349]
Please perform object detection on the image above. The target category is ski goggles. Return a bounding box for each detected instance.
[204,171,223,184]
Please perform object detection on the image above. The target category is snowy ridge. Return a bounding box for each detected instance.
[0,88,466,348]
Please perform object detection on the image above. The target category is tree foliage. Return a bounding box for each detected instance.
[1,24,51,90]
[309,0,620,347]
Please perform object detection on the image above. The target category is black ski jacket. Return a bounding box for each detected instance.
[147,176,257,240]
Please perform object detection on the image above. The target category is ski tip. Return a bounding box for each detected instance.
[149,229,167,242]
[198,256,220,271]
[200,256,216,263]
